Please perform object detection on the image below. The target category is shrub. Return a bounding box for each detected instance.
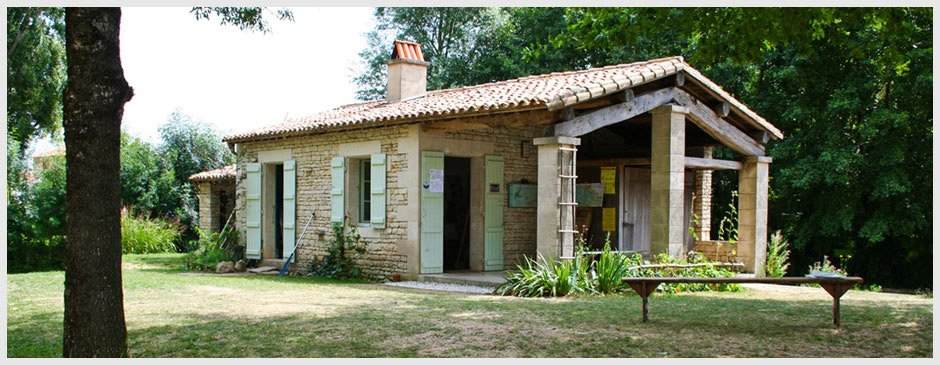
[640,252,742,293]
[495,253,592,297]
[182,227,242,271]
[497,233,739,297]
[121,209,181,254]
[765,230,791,277]
[310,216,367,279]
[593,240,632,294]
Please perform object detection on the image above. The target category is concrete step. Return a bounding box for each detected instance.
[258,259,286,270]
[399,271,507,288]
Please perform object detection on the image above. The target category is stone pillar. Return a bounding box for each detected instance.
[198,182,221,233]
[650,104,688,260]
[533,136,581,260]
[692,147,713,241]
[738,156,772,275]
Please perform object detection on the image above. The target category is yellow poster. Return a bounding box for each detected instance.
[602,207,616,232]
[601,167,616,194]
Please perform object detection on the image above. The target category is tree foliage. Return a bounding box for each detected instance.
[190,7,294,33]
[354,7,495,99]
[7,7,66,150]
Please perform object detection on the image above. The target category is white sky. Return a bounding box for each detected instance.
[33,7,376,152]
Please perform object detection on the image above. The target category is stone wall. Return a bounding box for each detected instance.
[438,125,544,270]
[234,121,547,278]
[235,124,414,280]
[694,239,741,263]
[198,181,236,233]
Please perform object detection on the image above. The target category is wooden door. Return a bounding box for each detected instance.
[483,155,505,271]
[620,167,651,252]
[421,151,444,274]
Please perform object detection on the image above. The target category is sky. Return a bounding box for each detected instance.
[34,7,376,153]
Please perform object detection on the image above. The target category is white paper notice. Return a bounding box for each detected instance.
[429,169,444,193]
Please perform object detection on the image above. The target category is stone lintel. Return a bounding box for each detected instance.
[533,136,581,146]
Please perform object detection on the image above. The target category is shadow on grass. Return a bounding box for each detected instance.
[8,280,932,358]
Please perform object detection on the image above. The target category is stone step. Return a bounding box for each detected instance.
[399,272,506,288]
[258,259,286,270]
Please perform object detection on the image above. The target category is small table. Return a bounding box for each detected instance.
[621,276,864,327]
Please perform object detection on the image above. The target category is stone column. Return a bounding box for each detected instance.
[650,104,688,260]
[738,156,772,275]
[198,182,220,233]
[533,136,581,260]
[693,146,713,241]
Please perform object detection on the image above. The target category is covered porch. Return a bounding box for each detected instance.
[534,70,781,275]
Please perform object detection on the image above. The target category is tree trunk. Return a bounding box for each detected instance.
[62,7,133,358]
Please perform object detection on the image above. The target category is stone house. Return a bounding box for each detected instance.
[198,40,782,279]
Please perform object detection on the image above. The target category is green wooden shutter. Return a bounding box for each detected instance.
[245,163,262,260]
[283,160,297,262]
[484,155,505,271]
[331,157,345,225]
[370,153,386,228]
[421,151,444,274]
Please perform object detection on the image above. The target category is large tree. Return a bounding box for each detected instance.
[7,7,66,150]
[62,8,133,356]
[60,7,291,356]
[353,7,494,99]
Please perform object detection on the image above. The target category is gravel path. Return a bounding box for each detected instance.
[385,281,495,295]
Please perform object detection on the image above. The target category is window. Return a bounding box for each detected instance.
[359,158,371,224]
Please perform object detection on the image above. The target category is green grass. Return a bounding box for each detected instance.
[7,253,933,357]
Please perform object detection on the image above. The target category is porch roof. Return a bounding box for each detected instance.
[188,164,236,183]
[223,56,782,144]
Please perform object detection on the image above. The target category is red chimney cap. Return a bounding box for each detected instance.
[390,40,425,62]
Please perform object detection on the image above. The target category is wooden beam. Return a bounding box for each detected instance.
[711,102,730,118]
[749,131,770,144]
[684,156,742,170]
[674,89,765,156]
[675,72,685,87]
[554,88,676,137]
[579,157,651,167]
[422,109,558,133]
[618,88,635,103]
[561,106,575,121]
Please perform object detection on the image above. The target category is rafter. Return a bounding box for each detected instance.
[553,88,676,137]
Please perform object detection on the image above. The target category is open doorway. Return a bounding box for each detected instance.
[262,163,285,260]
[443,156,471,271]
[274,164,284,259]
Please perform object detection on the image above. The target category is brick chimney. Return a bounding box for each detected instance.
[387,40,429,102]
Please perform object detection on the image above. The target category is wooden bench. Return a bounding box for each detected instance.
[621,276,864,327]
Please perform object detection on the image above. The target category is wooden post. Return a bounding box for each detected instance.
[627,281,661,323]
[820,282,853,328]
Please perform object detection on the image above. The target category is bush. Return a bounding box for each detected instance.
[765,230,791,277]
[310,216,367,279]
[182,227,242,271]
[7,143,68,273]
[640,252,741,293]
[121,210,180,254]
[495,253,591,297]
[497,234,740,297]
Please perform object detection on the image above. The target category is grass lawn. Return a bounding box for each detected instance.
[7,253,933,357]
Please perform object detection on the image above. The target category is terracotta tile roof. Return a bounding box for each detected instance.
[223,56,782,143]
[391,40,424,62]
[189,164,236,183]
